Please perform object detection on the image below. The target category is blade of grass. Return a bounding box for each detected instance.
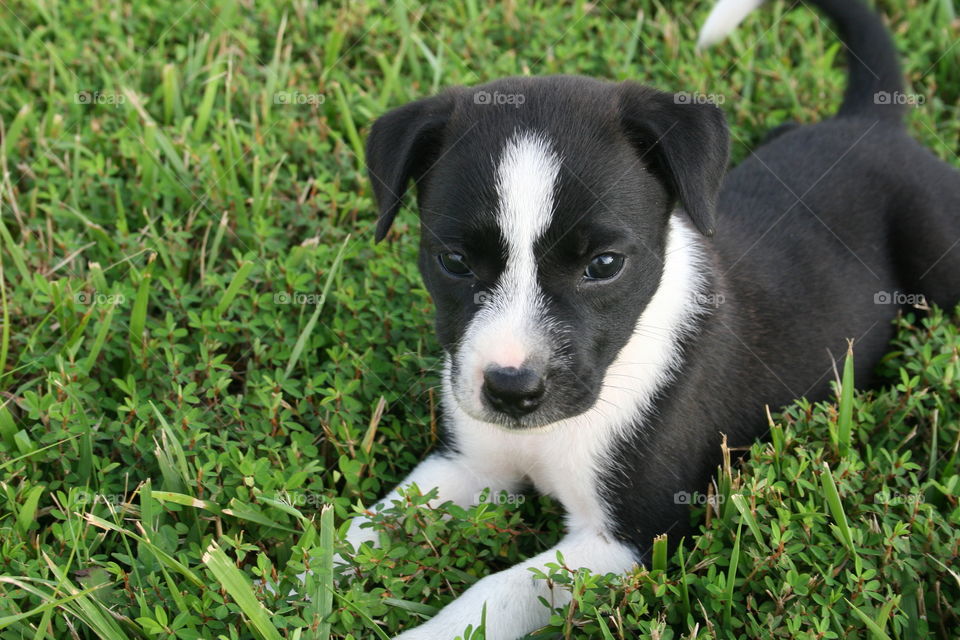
[284,235,350,378]
[731,493,766,550]
[82,513,205,587]
[0,405,16,450]
[0,578,109,632]
[723,519,743,627]
[0,218,30,286]
[15,484,44,536]
[677,540,691,618]
[845,598,894,640]
[0,433,81,472]
[380,599,439,616]
[821,461,862,574]
[304,504,335,640]
[205,210,230,277]
[651,534,667,572]
[331,589,391,640]
[161,63,178,124]
[41,552,132,638]
[214,260,254,317]
[223,499,298,533]
[193,68,224,142]
[30,602,54,640]
[2,104,32,158]
[202,541,282,640]
[150,402,191,493]
[928,408,939,480]
[128,252,156,357]
[837,340,855,457]
[0,257,8,390]
[82,302,116,375]
[331,84,364,165]
[820,461,853,551]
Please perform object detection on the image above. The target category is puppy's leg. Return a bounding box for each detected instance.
[392,530,638,640]
[344,451,520,553]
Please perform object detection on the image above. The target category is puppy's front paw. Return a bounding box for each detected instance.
[391,626,454,640]
[390,620,480,640]
[386,606,482,640]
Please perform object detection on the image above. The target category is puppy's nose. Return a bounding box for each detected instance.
[482,366,545,417]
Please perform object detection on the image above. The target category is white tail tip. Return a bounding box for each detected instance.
[696,0,767,50]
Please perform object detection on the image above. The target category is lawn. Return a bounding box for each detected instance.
[0,0,958,638]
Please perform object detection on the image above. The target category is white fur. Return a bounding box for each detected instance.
[453,131,561,418]
[697,0,766,49]
[363,217,709,639]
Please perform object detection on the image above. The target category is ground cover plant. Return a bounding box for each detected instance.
[0,0,958,637]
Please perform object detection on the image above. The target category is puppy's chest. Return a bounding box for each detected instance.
[461,423,615,530]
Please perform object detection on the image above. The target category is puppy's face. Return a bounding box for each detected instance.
[420,126,670,429]
[368,76,728,429]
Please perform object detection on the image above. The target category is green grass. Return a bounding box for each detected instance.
[0,0,958,638]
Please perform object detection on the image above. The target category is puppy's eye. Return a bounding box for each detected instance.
[438,252,473,277]
[584,253,625,280]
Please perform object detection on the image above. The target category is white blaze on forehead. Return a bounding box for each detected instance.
[496,131,560,255]
[456,131,561,399]
[487,131,561,366]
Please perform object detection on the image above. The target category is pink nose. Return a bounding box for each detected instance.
[484,339,527,369]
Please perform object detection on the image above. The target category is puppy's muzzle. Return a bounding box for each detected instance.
[481,365,546,417]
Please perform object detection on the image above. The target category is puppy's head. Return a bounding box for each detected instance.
[367,76,728,429]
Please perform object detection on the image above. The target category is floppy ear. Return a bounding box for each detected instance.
[617,83,729,236]
[366,93,456,242]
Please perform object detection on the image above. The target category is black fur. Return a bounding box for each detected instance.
[601,0,960,554]
[618,83,729,236]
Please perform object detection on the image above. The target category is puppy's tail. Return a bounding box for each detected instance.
[697,0,906,124]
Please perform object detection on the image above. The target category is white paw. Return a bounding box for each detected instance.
[391,627,455,640]
[386,605,482,640]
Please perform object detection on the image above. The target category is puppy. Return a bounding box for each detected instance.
[350,1,960,637]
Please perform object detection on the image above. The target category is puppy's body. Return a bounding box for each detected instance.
[607,115,960,542]
[347,1,960,637]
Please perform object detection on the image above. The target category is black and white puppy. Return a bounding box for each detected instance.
[351,0,960,637]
